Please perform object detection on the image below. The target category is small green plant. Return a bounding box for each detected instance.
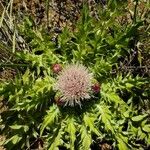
[0,0,150,149]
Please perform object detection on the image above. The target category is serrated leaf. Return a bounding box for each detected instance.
[107,92,123,104]
[97,105,114,133]
[125,83,134,89]
[83,113,101,136]
[117,138,128,150]
[142,125,150,133]
[5,135,22,145]
[123,110,130,118]
[22,69,30,84]
[147,134,150,145]
[139,132,146,140]
[132,114,148,122]
[80,125,92,150]
[40,105,59,135]
[48,131,63,150]
[10,125,29,132]
[66,117,76,150]
[48,121,65,150]
[11,135,22,145]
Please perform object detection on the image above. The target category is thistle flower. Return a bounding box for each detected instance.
[55,64,93,106]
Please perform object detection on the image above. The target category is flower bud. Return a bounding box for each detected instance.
[92,83,100,94]
[52,64,62,74]
[55,98,64,106]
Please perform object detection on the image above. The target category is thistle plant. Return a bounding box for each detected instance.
[0,1,150,150]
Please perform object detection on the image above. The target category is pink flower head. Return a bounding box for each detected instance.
[55,64,93,106]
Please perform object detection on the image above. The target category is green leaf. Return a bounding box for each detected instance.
[107,92,124,104]
[10,125,29,132]
[48,121,65,150]
[132,114,148,122]
[79,125,92,150]
[117,138,128,150]
[125,83,134,89]
[11,135,22,145]
[40,105,59,135]
[123,110,130,118]
[22,69,30,84]
[66,117,76,150]
[10,125,23,130]
[48,131,63,150]
[97,105,115,133]
[142,125,150,133]
[147,134,150,145]
[83,113,101,136]
[5,135,22,145]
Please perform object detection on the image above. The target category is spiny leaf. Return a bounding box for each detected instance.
[5,134,22,145]
[66,117,76,150]
[117,133,129,150]
[22,69,30,84]
[101,83,126,105]
[32,76,54,93]
[79,125,92,150]
[132,114,148,122]
[96,105,115,133]
[10,125,29,132]
[106,91,124,105]
[40,105,59,135]
[117,138,128,150]
[142,125,150,133]
[138,128,146,140]
[83,113,101,136]
[48,121,65,150]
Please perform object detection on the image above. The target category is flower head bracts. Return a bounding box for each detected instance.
[55,64,93,106]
